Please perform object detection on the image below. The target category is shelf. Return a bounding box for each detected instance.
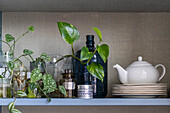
[0,0,170,12]
[0,98,170,106]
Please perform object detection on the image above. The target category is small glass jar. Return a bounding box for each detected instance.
[13,65,28,97]
[60,69,76,98]
[0,78,12,98]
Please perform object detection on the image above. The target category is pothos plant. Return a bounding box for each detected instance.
[57,22,109,82]
[0,26,66,113]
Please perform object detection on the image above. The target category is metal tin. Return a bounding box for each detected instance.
[77,85,93,99]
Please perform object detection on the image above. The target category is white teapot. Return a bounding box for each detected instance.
[113,56,166,84]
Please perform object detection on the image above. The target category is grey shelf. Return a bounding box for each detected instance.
[0,98,170,106]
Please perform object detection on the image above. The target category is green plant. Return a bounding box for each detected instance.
[0,26,66,113]
[57,22,109,82]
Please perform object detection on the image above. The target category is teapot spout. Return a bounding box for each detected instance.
[113,64,128,84]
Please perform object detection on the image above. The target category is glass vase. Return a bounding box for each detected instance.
[0,78,12,98]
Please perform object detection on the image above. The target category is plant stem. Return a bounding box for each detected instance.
[10,30,29,50]
[12,39,16,53]
[72,55,84,65]
[42,62,47,73]
[55,55,84,65]
[29,55,34,62]
[38,84,48,98]
[71,44,74,55]
[0,40,10,48]
[24,56,31,62]
[84,48,97,64]
[55,55,72,64]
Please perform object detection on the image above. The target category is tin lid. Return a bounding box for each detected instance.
[78,85,93,89]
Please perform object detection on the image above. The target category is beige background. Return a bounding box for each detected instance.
[1,12,170,113]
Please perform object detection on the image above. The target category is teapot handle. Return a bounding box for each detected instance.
[155,64,166,82]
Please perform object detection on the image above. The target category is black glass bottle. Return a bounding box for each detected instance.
[73,35,107,98]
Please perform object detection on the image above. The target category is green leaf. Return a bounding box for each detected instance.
[47,97,51,102]
[8,102,14,111]
[0,75,3,78]
[42,73,56,93]
[97,44,109,63]
[11,109,22,113]
[7,61,14,70]
[23,49,34,55]
[27,91,36,98]
[28,82,38,91]
[5,34,15,42]
[31,68,42,82]
[92,27,102,42]
[17,90,27,97]
[59,85,67,96]
[80,47,93,61]
[87,62,104,82]
[40,53,51,61]
[28,26,35,32]
[57,22,80,45]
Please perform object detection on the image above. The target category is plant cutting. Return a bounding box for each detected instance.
[57,22,109,82]
[0,26,66,113]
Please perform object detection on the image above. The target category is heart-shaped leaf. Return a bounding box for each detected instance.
[87,62,104,82]
[80,47,93,61]
[28,82,38,92]
[28,26,35,32]
[97,44,109,63]
[92,27,102,42]
[40,53,51,61]
[17,90,27,97]
[5,34,15,42]
[57,22,79,45]
[8,102,14,111]
[11,108,22,113]
[31,68,42,82]
[23,49,34,55]
[42,73,56,93]
[59,85,67,96]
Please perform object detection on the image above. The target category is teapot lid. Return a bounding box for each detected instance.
[129,56,152,67]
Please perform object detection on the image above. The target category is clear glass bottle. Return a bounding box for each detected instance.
[60,69,76,98]
[0,78,12,98]
[13,65,28,97]
[73,35,107,98]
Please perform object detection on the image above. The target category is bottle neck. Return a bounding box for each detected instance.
[86,35,95,51]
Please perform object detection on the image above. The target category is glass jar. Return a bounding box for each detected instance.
[0,78,12,98]
[13,66,28,97]
[60,69,76,98]
[46,54,64,82]
[30,58,46,74]
[0,51,14,68]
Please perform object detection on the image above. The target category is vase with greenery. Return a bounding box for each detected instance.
[1,26,66,113]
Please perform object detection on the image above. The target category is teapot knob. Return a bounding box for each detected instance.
[138,56,143,61]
